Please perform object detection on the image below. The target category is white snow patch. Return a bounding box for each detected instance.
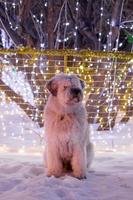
[0,152,133,200]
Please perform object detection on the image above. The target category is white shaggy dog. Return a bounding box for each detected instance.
[44,73,93,179]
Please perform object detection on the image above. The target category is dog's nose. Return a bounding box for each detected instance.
[71,88,81,96]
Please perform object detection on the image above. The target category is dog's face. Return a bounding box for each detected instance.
[46,73,85,107]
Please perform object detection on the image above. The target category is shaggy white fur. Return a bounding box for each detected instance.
[44,73,94,179]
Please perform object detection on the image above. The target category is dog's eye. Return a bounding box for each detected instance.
[64,86,67,89]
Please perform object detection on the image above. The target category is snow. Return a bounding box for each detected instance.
[0,152,133,200]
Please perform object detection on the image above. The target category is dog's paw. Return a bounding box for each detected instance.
[73,171,87,180]
[74,175,87,180]
[47,171,62,178]
[77,175,87,180]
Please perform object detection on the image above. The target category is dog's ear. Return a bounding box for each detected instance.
[80,79,85,89]
[46,78,58,96]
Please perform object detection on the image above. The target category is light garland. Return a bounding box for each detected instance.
[0,48,132,154]
[0,48,133,60]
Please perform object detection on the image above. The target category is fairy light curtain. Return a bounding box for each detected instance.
[0,49,132,154]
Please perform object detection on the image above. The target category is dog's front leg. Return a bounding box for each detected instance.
[71,144,87,179]
[46,145,63,177]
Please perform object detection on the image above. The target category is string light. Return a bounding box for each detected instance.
[98,0,104,50]
[74,0,79,50]
[3,1,19,31]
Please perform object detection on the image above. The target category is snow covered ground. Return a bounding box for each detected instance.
[0,152,133,200]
